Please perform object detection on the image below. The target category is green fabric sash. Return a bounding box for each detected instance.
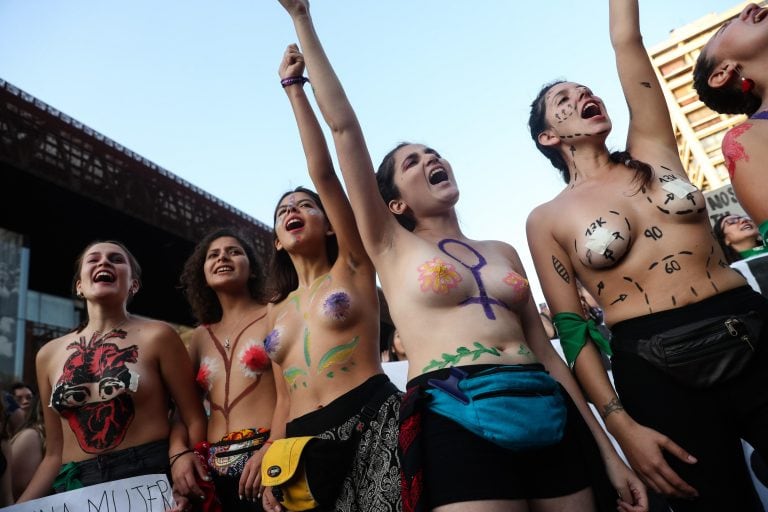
[553,312,612,368]
[760,220,768,248]
[54,461,84,491]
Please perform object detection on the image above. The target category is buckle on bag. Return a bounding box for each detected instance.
[427,367,469,404]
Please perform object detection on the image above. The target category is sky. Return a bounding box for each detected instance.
[0,1,743,305]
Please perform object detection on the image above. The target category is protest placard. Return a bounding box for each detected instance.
[4,474,175,512]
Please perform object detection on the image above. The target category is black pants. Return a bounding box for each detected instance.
[55,439,170,492]
[611,286,768,512]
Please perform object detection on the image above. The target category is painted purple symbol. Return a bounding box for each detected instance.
[438,239,510,320]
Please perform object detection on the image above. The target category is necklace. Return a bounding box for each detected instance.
[92,315,131,339]
[220,311,262,351]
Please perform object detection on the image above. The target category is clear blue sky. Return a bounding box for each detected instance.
[0,1,740,304]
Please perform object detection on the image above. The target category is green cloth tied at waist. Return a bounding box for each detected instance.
[553,312,612,368]
[54,461,84,492]
[760,220,768,248]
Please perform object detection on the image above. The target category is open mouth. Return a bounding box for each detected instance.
[93,271,115,283]
[428,168,448,185]
[285,218,305,232]
[581,102,601,119]
[214,265,234,274]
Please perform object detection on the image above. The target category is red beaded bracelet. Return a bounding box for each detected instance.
[281,76,309,88]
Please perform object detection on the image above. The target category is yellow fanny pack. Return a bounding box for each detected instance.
[262,436,354,511]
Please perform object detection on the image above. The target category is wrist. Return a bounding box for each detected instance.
[603,407,634,436]
[281,76,308,88]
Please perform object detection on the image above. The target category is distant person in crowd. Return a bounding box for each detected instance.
[275,1,646,510]
[714,214,767,263]
[17,240,206,502]
[693,3,768,248]
[10,396,45,500]
[11,382,35,416]
[259,41,401,512]
[527,0,768,509]
[0,391,12,506]
[2,391,24,437]
[714,214,768,297]
[176,227,285,510]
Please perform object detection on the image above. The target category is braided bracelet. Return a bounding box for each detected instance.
[281,76,309,88]
[169,448,194,468]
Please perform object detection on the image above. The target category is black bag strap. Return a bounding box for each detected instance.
[355,379,398,433]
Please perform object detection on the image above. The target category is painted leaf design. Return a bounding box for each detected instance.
[317,336,359,372]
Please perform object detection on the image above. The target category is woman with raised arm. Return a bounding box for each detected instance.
[276,1,646,511]
[693,3,768,249]
[260,43,401,512]
[17,240,206,502]
[527,1,768,510]
[173,227,286,510]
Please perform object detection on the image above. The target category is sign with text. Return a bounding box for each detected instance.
[5,474,175,512]
[704,183,747,227]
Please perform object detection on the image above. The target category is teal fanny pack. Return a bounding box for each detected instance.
[425,365,566,451]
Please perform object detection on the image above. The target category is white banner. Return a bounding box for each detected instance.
[4,474,176,512]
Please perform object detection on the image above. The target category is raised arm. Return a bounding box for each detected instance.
[279,44,370,268]
[610,0,678,155]
[526,207,698,500]
[276,0,401,258]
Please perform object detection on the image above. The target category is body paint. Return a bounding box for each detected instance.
[51,329,138,453]
[722,123,753,179]
[438,239,510,320]
[417,257,462,295]
[422,342,501,373]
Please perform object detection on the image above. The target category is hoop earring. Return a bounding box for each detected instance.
[76,291,84,299]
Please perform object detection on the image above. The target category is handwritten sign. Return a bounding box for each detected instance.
[6,474,175,512]
[704,183,747,227]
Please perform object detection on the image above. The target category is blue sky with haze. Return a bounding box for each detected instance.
[0,1,741,303]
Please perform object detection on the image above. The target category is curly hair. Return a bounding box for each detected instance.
[528,80,653,190]
[693,51,761,116]
[180,227,268,324]
[268,187,338,303]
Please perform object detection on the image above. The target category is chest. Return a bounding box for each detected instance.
[49,331,153,413]
[394,239,530,317]
[267,276,363,361]
[563,173,706,270]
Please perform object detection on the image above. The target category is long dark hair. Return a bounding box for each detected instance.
[180,227,268,324]
[71,240,142,334]
[693,52,761,116]
[268,187,338,303]
[713,215,745,264]
[528,81,653,190]
[376,142,416,231]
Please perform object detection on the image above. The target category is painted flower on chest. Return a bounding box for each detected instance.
[418,257,462,295]
[238,340,271,378]
[264,328,281,357]
[503,272,529,301]
[196,356,219,391]
[322,291,351,321]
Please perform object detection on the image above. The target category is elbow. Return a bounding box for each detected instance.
[610,33,643,51]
